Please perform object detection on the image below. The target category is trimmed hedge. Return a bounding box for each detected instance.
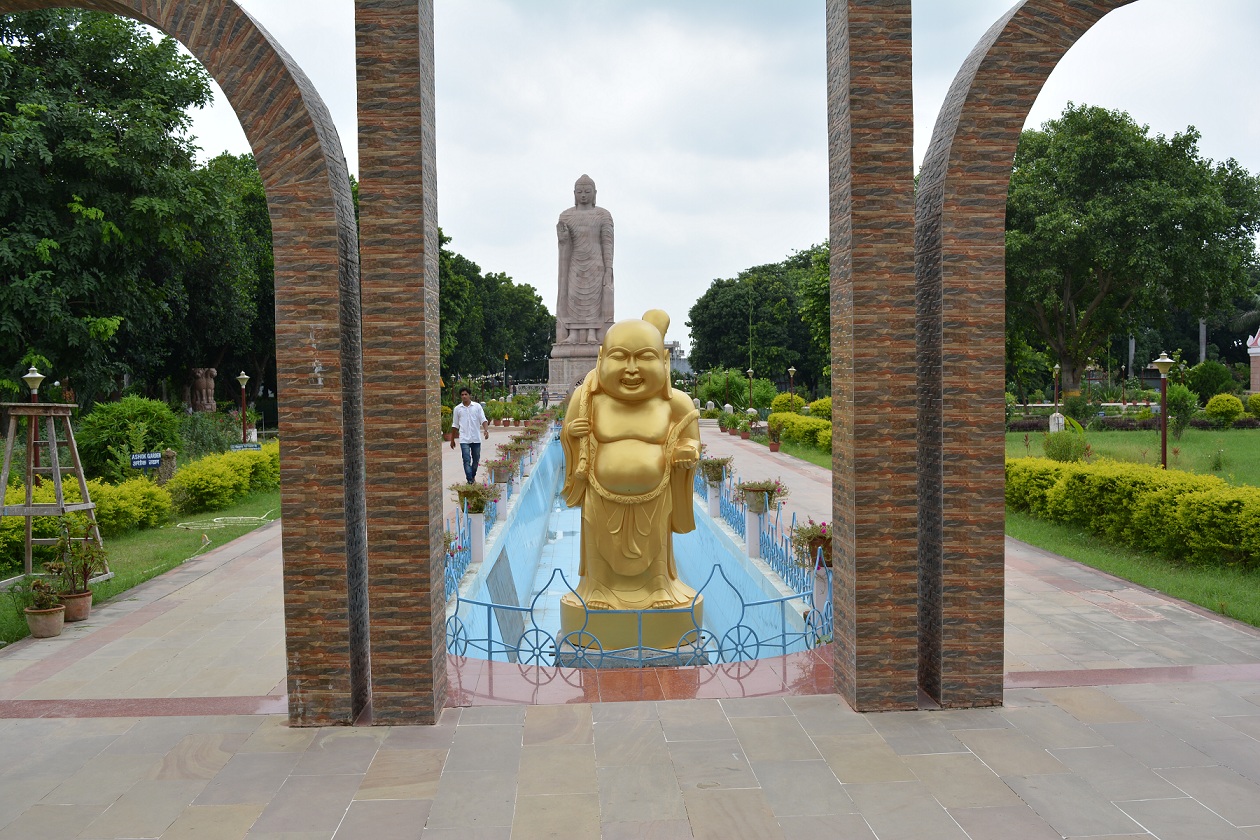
[766,412,830,448]
[770,393,806,413]
[167,441,280,514]
[808,397,832,421]
[1006,457,1260,569]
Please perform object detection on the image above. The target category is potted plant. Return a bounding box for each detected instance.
[696,456,732,487]
[737,416,751,440]
[485,457,514,485]
[790,518,832,567]
[736,478,789,515]
[767,416,784,452]
[449,482,499,514]
[51,521,107,621]
[19,577,66,638]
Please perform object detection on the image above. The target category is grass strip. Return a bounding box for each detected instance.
[1006,509,1260,629]
[750,435,832,470]
[1,490,280,646]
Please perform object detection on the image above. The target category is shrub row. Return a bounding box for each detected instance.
[166,441,280,513]
[767,412,830,450]
[1006,457,1260,570]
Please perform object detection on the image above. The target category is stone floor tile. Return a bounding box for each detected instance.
[903,753,1022,808]
[518,744,597,796]
[419,828,510,839]
[592,701,659,723]
[523,703,592,746]
[1117,796,1252,840]
[666,738,757,791]
[424,770,517,830]
[194,752,303,806]
[656,700,736,742]
[947,804,1062,840]
[249,773,361,835]
[458,704,526,725]
[812,733,916,784]
[1090,721,1215,769]
[150,732,250,780]
[718,697,792,718]
[291,729,386,776]
[0,803,104,840]
[1039,687,1147,723]
[844,781,970,840]
[238,718,318,753]
[163,804,265,840]
[244,832,331,840]
[749,759,853,817]
[78,778,206,839]
[775,813,875,839]
[40,753,156,806]
[682,787,783,840]
[1003,773,1143,837]
[599,820,694,839]
[354,749,446,800]
[1001,704,1111,749]
[1157,764,1260,827]
[441,724,521,773]
[0,777,60,831]
[1050,745,1185,800]
[332,800,428,840]
[511,792,598,839]
[866,713,967,756]
[594,720,672,766]
[781,696,874,739]
[728,714,820,762]
[597,764,687,823]
[952,728,1069,777]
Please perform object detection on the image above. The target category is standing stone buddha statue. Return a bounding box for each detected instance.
[556,174,614,346]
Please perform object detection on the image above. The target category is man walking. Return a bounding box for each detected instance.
[450,387,489,483]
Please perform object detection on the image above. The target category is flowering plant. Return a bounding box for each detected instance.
[448,482,500,514]
[443,530,464,558]
[736,478,790,505]
[790,518,832,566]
[697,456,732,485]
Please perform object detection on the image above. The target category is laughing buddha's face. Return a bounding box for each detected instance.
[598,321,667,403]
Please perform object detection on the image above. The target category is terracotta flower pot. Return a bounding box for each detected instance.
[807,537,832,567]
[25,605,65,638]
[740,431,750,440]
[768,442,781,452]
[61,590,93,622]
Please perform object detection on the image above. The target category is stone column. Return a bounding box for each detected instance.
[1249,328,1260,393]
[827,0,920,711]
[355,0,446,723]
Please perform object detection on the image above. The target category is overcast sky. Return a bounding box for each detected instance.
[186,0,1260,356]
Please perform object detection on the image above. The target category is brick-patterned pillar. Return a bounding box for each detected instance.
[1248,329,1260,393]
[356,0,447,723]
[915,0,1133,707]
[827,0,920,712]
[0,0,370,725]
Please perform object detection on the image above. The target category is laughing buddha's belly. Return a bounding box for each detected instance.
[593,439,666,495]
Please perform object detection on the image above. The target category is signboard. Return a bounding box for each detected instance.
[230,443,263,451]
[130,452,162,469]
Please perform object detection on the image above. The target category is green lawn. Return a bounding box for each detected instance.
[1006,427,1260,486]
[1,490,280,646]
[1007,510,1260,629]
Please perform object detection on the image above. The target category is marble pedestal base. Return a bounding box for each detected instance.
[558,593,704,652]
[547,345,599,401]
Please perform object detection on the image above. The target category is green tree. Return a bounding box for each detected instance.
[687,245,826,393]
[1005,103,1260,393]
[0,10,213,403]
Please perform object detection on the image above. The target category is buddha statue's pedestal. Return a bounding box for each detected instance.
[557,593,704,660]
[547,343,598,402]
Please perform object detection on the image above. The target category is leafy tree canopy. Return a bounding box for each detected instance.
[1006,103,1260,392]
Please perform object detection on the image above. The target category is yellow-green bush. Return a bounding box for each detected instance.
[816,427,832,451]
[770,393,806,413]
[1,484,65,569]
[1205,393,1245,428]
[1247,393,1260,418]
[808,397,831,420]
[767,412,830,448]
[166,441,279,513]
[1006,456,1260,569]
[87,477,173,536]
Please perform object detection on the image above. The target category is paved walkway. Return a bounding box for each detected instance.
[2,426,1260,838]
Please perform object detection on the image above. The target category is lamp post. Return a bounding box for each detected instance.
[1152,351,1175,469]
[787,365,796,410]
[236,371,250,444]
[1120,364,1126,408]
[22,367,45,483]
[1052,363,1061,411]
[746,368,754,415]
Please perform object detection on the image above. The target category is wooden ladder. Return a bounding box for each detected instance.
[0,403,108,585]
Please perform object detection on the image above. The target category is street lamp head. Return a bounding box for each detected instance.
[1053,363,1060,375]
[1152,351,1175,377]
[746,368,753,377]
[236,371,250,388]
[22,366,45,395]
[787,366,796,376]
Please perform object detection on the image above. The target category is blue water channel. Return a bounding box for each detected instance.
[446,434,821,666]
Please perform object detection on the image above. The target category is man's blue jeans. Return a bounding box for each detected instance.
[460,442,481,483]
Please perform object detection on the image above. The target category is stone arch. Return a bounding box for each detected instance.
[914,0,1136,707]
[0,0,369,725]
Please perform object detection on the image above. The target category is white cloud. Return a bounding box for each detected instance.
[180,0,1260,357]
